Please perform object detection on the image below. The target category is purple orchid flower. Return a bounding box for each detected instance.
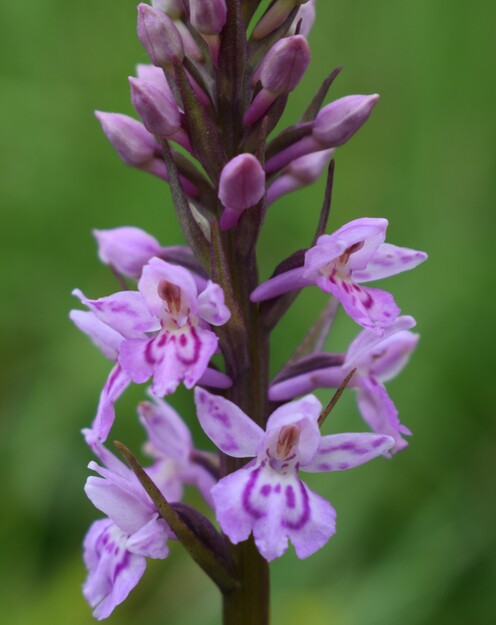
[138,394,217,506]
[71,258,232,441]
[83,431,173,620]
[194,389,394,561]
[251,217,427,333]
[270,316,419,452]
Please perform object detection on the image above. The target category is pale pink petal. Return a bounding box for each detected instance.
[198,367,232,389]
[344,315,417,370]
[91,365,131,442]
[93,226,163,280]
[118,337,155,384]
[179,462,217,508]
[370,331,419,382]
[352,242,428,282]
[82,427,131,478]
[197,281,231,326]
[285,483,336,559]
[213,462,336,561]
[69,310,123,360]
[356,377,411,452]
[265,395,322,465]
[266,395,322,431]
[125,516,171,559]
[85,472,154,535]
[346,328,419,383]
[73,289,160,338]
[195,388,264,458]
[304,218,387,275]
[269,366,347,401]
[210,461,257,544]
[149,324,219,396]
[250,267,313,302]
[320,277,400,333]
[138,257,198,319]
[83,520,147,621]
[146,459,184,502]
[303,432,395,472]
[138,396,192,461]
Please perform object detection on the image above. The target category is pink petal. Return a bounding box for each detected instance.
[304,218,387,275]
[85,470,154,534]
[152,324,219,395]
[73,289,160,338]
[194,388,264,458]
[198,367,233,389]
[210,461,257,545]
[138,257,198,320]
[83,520,147,621]
[91,365,131,442]
[344,315,417,370]
[138,395,192,462]
[125,516,171,559]
[197,281,231,326]
[266,395,322,465]
[356,376,411,453]
[212,462,336,561]
[269,366,347,401]
[93,226,163,280]
[303,432,395,472]
[284,482,336,560]
[319,277,400,333]
[352,242,428,283]
[118,337,155,384]
[82,427,130,478]
[250,267,313,302]
[70,310,123,360]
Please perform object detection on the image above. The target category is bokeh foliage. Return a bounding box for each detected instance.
[1,1,495,623]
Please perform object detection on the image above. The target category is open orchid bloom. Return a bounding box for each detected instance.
[138,394,217,506]
[83,431,173,620]
[195,389,394,561]
[270,316,419,452]
[71,259,231,441]
[251,218,427,333]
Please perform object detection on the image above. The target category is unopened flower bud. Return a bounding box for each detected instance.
[253,0,310,40]
[266,94,379,173]
[245,35,310,125]
[93,227,163,279]
[313,94,379,147]
[189,0,227,35]
[261,35,310,94]
[129,77,181,137]
[289,0,316,37]
[136,64,170,92]
[137,3,184,67]
[218,154,266,229]
[95,111,157,166]
[267,149,334,205]
[151,0,183,20]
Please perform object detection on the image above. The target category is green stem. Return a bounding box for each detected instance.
[222,538,270,625]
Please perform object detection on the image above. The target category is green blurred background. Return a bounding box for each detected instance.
[1,1,495,623]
